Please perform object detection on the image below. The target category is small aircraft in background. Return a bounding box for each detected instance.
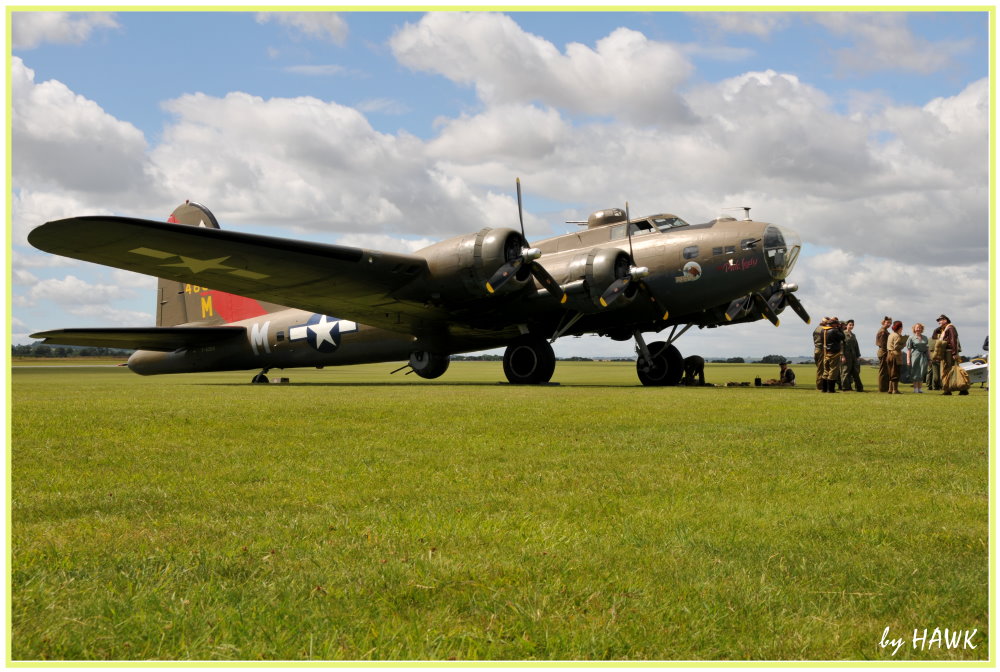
[28,181,810,385]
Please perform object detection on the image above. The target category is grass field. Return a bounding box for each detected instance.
[9,361,991,661]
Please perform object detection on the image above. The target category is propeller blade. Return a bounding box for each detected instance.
[516,177,526,238]
[530,262,566,303]
[599,276,632,308]
[752,292,780,327]
[485,257,524,294]
[767,289,785,313]
[638,280,669,321]
[625,201,634,261]
[785,292,811,324]
[725,296,748,322]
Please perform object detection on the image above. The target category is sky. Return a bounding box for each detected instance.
[8,8,993,362]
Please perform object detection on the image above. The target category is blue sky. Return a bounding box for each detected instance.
[10,9,993,360]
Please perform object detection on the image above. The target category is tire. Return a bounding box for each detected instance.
[503,335,556,384]
[409,351,450,379]
[636,341,683,386]
[252,373,269,384]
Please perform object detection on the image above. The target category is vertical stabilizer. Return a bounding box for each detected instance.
[156,202,286,326]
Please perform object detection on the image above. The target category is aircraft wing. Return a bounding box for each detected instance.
[28,216,444,334]
[29,326,246,352]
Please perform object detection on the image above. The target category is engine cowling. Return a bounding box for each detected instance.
[560,247,638,313]
[415,228,533,302]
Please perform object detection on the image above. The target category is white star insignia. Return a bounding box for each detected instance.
[308,315,338,349]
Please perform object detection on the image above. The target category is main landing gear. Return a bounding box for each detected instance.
[502,335,556,385]
[499,330,687,386]
[634,329,685,387]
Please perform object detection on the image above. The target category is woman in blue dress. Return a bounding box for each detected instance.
[907,322,930,393]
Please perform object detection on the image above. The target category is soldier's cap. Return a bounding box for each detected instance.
[937,314,950,322]
[883,316,892,322]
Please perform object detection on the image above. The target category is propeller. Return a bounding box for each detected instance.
[598,202,670,320]
[766,282,811,324]
[485,178,565,303]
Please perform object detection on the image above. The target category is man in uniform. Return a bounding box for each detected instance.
[682,355,706,386]
[926,329,942,390]
[813,318,828,390]
[820,317,845,392]
[936,314,966,395]
[875,316,891,393]
[840,318,863,391]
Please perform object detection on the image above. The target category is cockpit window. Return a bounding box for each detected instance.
[651,216,689,232]
[610,221,654,241]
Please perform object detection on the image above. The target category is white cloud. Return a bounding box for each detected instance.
[64,305,153,326]
[694,12,792,39]
[815,13,974,75]
[22,275,136,307]
[283,64,348,76]
[390,13,694,125]
[11,11,119,49]
[255,12,348,46]
[11,58,151,197]
[357,98,410,115]
[335,233,436,254]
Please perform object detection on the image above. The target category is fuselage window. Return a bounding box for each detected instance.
[683,245,699,260]
[724,245,736,254]
[741,238,758,250]
[712,246,723,256]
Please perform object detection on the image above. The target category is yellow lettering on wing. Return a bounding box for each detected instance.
[201,295,214,318]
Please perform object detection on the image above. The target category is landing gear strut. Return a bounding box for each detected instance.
[252,369,270,384]
[503,335,556,384]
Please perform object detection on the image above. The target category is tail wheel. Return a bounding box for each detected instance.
[503,335,556,385]
[637,341,683,386]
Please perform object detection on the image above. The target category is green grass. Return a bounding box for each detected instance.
[9,362,991,661]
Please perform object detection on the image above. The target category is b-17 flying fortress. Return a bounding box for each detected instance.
[28,181,809,385]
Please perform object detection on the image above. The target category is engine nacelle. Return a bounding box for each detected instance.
[560,247,638,313]
[415,228,532,303]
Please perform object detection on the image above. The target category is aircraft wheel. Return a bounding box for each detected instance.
[503,335,556,384]
[637,342,684,386]
[409,351,450,379]
[252,373,269,384]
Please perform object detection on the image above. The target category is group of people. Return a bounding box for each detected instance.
[807,314,968,395]
[874,314,967,395]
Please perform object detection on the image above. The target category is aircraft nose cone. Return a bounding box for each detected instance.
[763,225,801,280]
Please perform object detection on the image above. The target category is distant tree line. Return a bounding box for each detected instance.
[452,354,594,362]
[12,344,134,358]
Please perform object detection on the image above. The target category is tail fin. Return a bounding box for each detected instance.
[156,202,287,326]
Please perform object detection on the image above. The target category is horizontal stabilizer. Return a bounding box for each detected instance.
[29,326,245,352]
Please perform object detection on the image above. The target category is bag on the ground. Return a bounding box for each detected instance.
[944,364,970,392]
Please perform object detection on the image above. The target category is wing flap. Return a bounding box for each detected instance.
[29,327,246,352]
[28,216,441,333]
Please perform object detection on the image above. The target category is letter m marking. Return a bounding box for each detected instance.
[250,321,271,356]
